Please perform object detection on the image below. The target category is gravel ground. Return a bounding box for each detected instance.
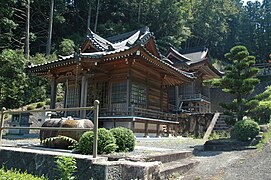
[182,149,256,180]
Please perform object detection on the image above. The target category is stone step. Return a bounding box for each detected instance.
[144,151,192,163]
[160,159,199,179]
[213,127,230,131]
[214,122,228,126]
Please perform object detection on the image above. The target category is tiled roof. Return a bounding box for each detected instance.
[27,27,193,80]
[87,26,151,52]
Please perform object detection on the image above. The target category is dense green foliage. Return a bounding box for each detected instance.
[234,119,260,141]
[55,156,77,180]
[110,127,135,152]
[249,86,271,124]
[0,49,47,109]
[1,0,271,61]
[1,0,271,109]
[0,167,47,180]
[78,128,117,155]
[210,46,260,122]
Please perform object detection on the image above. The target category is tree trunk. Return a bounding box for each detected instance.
[25,0,30,60]
[46,0,54,56]
[87,1,92,33]
[94,0,100,33]
[236,93,243,121]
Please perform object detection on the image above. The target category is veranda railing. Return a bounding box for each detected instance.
[0,100,100,158]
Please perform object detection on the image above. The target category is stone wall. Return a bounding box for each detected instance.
[0,147,161,180]
[178,113,214,138]
[210,88,234,113]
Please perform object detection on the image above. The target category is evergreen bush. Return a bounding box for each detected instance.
[56,96,64,102]
[36,102,45,108]
[234,119,260,141]
[45,99,50,105]
[78,128,117,155]
[110,127,135,152]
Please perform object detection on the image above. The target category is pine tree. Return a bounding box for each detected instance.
[211,45,260,123]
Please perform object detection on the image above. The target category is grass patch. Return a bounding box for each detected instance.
[209,131,230,140]
[256,127,271,150]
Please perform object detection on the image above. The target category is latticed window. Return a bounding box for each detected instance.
[87,81,108,108]
[111,82,127,103]
[66,84,80,108]
[131,83,147,106]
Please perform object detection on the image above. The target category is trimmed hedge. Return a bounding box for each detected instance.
[78,128,117,155]
[234,119,260,142]
[110,127,135,152]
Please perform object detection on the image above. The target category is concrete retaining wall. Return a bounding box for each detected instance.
[0,147,161,180]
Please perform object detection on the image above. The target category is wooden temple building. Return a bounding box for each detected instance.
[27,27,221,137]
[166,47,223,113]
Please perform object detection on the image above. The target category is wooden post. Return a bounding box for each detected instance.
[130,120,135,131]
[156,123,160,137]
[80,75,87,118]
[160,79,164,111]
[166,124,170,137]
[112,119,116,128]
[64,79,69,117]
[93,100,99,158]
[50,77,57,109]
[127,61,131,115]
[175,86,179,110]
[0,107,6,145]
[144,122,148,137]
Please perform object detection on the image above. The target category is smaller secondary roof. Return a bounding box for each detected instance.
[165,46,223,79]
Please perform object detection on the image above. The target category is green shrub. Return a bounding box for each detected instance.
[36,102,45,108]
[110,127,135,152]
[42,135,78,149]
[55,156,77,180]
[56,96,64,102]
[27,104,36,110]
[234,119,260,142]
[78,128,117,155]
[0,167,47,180]
[45,99,51,105]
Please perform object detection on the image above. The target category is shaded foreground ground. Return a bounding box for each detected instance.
[2,136,271,180]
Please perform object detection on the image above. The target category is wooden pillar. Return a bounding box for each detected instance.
[127,61,131,114]
[50,77,57,109]
[80,75,87,118]
[64,79,69,117]
[166,124,170,137]
[156,123,160,137]
[144,122,149,137]
[113,119,116,128]
[130,120,135,131]
[160,79,164,111]
[175,86,179,110]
